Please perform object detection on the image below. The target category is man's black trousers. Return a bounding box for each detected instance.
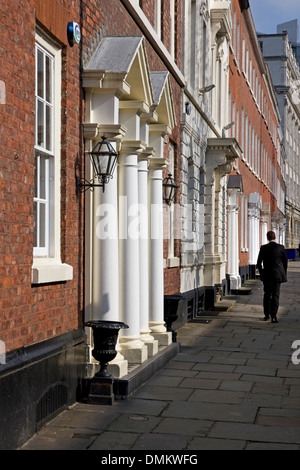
[263,281,281,319]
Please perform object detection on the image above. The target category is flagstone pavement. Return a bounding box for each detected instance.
[20,262,300,451]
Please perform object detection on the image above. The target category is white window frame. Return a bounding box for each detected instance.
[244,196,248,250]
[32,31,72,284]
[242,37,245,72]
[170,0,175,59]
[236,22,240,66]
[154,0,162,39]
[34,154,52,257]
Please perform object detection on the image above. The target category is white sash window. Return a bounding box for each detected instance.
[32,32,72,283]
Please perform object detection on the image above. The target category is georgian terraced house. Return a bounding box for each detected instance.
[228,0,285,287]
[0,0,286,449]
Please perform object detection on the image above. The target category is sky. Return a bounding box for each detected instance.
[249,0,300,36]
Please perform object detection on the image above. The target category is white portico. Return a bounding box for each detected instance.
[204,138,242,293]
[82,36,174,377]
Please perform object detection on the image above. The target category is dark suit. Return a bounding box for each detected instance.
[256,241,288,320]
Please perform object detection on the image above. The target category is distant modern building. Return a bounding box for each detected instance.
[277,19,300,67]
[258,28,300,249]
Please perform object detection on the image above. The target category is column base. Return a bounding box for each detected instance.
[151,331,172,346]
[229,274,241,291]
[141,332,158,357]
[119,338,148,364]
[149,322,172,346]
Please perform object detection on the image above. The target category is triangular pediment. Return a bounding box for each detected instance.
[84,36,153,105]
[150,71,176,129]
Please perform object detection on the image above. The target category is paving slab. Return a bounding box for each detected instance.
[89,431,139,450]
[178,377,221,389]
[219,380,253,392]
[188,389,245,404]
[209,421,300,444]
[107,415,161,433]
[162,400,258,423]
[187,437,246,450]
[152,417,213,436]
[131,432,190,450]
[133,385,193,401]
[245,442,299,450]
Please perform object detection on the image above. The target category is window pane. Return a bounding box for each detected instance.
[39,203,46,248]
[37,49,44,98]
[34,157,38,198]
[46,55,52,103]
[37,100,44,147]
[46,105,52,151]
[34,201,38,247]
[40,156,46,199]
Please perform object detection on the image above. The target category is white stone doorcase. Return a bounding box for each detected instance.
[82,37,176,378]
[204,138,242,295]
[248,192,262,268]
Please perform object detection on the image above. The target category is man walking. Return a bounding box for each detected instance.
[256,231,288,323]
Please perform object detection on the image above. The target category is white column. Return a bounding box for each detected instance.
[261,214,268,245]
[118,144,148,363]
[92,160,128,378]
[92,170,119,322]
[138,153,158,356]
[227,191,241,290]
[248,208,256,265]
[148,157,172,346]
[84,90,128,378]
[90,96,120,325]
[254,211,260,262]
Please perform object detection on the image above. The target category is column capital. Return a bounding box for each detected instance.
[139,146,156,162]
[82,70,130,96]
[149,123,172,136]
[119,100,150,115]
[148,157,169,170]
[141,110,158,124]
[83,123,127,141]
[119,139,147,155]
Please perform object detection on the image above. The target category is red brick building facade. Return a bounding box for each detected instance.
[1,0,82,351]
[228,0,285,285]
[0,0,287,450]
[0,0,183,449]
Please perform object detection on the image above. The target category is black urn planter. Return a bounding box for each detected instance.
[85,320,129,378]
[85,320,129,405]
[164,294,183,342]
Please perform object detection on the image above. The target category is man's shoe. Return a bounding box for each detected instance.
[262,316,270,321]
[271,318,278,323]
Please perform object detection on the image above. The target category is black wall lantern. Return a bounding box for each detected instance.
[76,136,118,193]
[163,173,178,205]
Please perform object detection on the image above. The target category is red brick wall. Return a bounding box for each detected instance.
[0,0,83,352]
[229,0,281,271]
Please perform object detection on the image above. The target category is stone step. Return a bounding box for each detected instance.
[214,299,236,311]
[231,287,252,295]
